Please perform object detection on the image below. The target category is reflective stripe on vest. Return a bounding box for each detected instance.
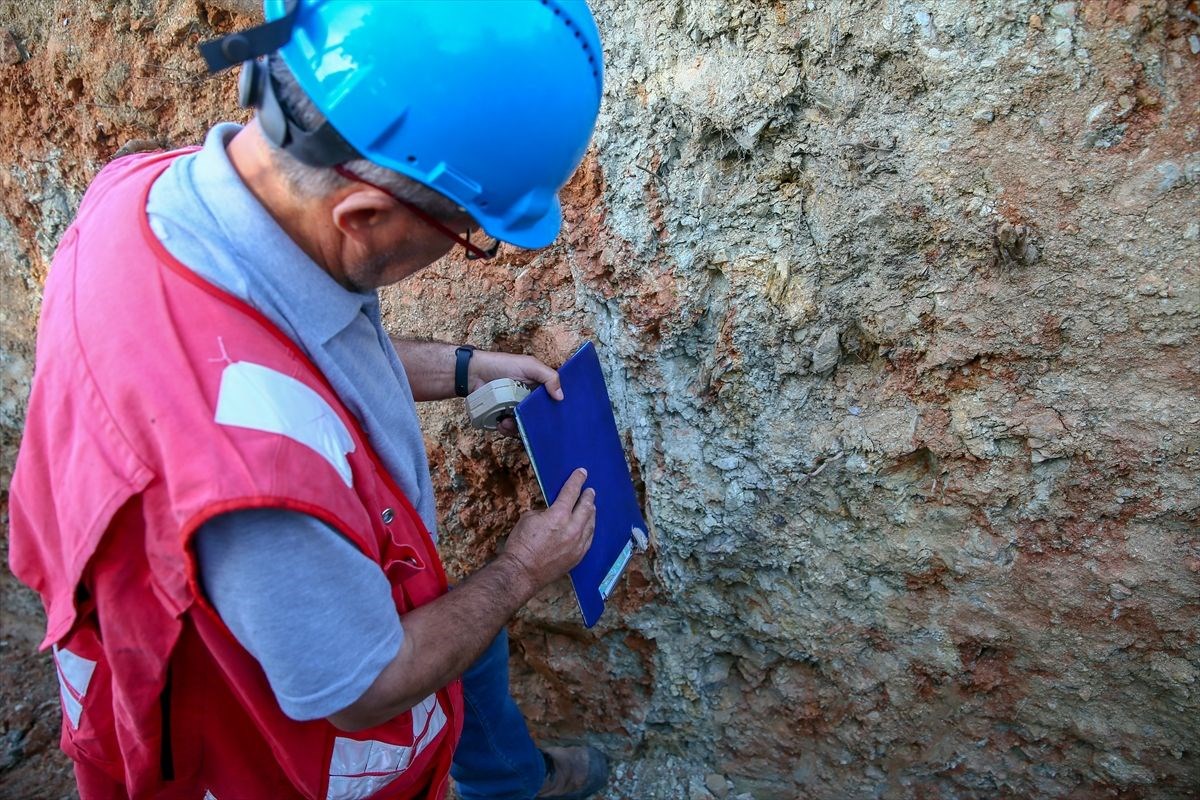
[52,645,97,729]
[327,694,447,800]
[215,360,357,487]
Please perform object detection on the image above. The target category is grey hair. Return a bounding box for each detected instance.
[264,56,461,218]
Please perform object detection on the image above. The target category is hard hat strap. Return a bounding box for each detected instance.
[198,0,300,75]
[203,3,361,168]
[279,118,361,168]
[237,57,362,168]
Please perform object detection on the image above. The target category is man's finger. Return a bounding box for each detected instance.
[577,516,596,556]
[571,488,597,519]
[551,468,588,513]
[524,357,565,401]
[543,371,564,402]
[576,529,595,562]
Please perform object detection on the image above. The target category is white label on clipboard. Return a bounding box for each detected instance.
[599,539,634,600]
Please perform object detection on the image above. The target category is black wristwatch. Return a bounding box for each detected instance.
[454,345,475,398]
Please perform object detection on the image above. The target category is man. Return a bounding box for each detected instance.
[8,2,608,798]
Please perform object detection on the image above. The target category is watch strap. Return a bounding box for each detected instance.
[454,346,475,398]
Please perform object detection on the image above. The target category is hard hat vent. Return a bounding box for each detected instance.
[540,0,601,85]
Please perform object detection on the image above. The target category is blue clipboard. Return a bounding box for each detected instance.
[514,341,646,628]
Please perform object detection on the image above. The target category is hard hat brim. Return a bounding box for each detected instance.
[478,195,564,251]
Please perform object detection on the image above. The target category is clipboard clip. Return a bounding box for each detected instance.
[631,526,649,553]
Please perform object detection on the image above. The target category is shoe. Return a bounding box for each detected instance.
[535,745,610,799]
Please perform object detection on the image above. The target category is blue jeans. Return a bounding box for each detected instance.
[451,629,547,800]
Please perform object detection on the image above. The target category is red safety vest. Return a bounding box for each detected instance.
[8,149,463,799]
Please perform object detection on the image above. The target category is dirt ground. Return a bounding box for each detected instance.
[1,503,76,800]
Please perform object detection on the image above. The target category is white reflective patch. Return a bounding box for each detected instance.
[54,645,97,695]
[326,694,447,800]
[54,668,84,729]
[52,645,97,729]
[215,361,355,487]
[204,792,218,800]
[412,693,447,746]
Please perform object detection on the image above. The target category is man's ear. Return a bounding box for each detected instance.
[330,187,398,239]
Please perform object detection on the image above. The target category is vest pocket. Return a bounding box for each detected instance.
[383,544,427,613]
[383,544,427,581]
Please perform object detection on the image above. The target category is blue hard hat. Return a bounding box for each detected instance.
[262,0,604,249]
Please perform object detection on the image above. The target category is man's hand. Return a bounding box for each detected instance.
[327,468,596,732]
[389,339,564,418]
[467,350,564,400]
[501,468,596,594]
[468,349,565,436]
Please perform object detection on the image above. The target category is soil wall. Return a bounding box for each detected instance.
[2,1,1198,798]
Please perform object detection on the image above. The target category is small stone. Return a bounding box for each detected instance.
[713,456,740,471]
[993,222,1039,266]
[972,108,995,123]
[1097,753,1155,785]
[811,326,841,376]
[1054,28,1073,56]
[0,30,22,65]
[1154,162,1183,195]
[1050,3,1077,24]
[1190,35,1200,55]
[1185,222,1199,240]
[1109,582,1133,600]
[1029,13,1043,30]
[705,773,730,798]
[1085,101,1111,127]
[113,139,162,159]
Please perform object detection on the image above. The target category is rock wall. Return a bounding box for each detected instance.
[2,1,1198,798]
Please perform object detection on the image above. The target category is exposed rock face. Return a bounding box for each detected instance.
[2,1,1198,798]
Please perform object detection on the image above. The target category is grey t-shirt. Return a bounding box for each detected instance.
[192,510,403,720]
[146,124,437,721]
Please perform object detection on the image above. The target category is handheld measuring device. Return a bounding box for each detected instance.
[465,378,532,430]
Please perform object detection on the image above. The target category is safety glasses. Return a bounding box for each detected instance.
[333,165,501,261]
